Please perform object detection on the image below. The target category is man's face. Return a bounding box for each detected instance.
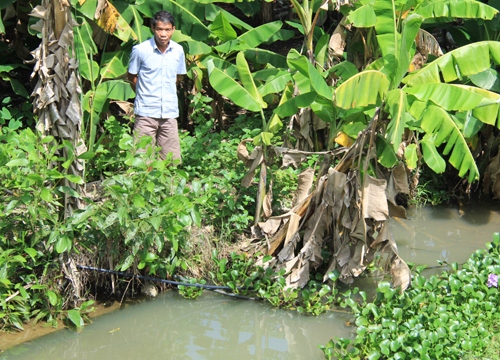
[152,21,175,48]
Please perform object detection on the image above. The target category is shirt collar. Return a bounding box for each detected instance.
[151,38,172,53]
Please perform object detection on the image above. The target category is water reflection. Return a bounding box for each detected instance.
[2,291,352,360]
[393,200,500,266]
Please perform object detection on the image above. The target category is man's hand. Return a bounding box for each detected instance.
[127,72,138,91]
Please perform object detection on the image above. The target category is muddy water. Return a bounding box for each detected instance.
[0,291,352,360]
[394,200,500,267]
[2,201,499,359]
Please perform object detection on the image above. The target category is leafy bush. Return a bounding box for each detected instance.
[0,96,34,130]
[321,233,500,359]
[86,115,133,180]
[0,127,203,329]
[0,127,84,329]
[81,138,203,278]
[181,101,262,235]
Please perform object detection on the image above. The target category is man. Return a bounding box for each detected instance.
[128,10,186,162]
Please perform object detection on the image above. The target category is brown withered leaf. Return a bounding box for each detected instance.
[279,233,300,262]
[112,101,135,118]
[263,185,273,219]
[484,147,500,198]
[30,5,47,19]
[347,242,367,278]
[96,2,118,34]
[287,260,309,289]
[362,175,389,221]
[237,138,253,166]
[294,168,314,206]
[329,17,347,57]
[385,165,407,219]
[252,117,412,292]
[416,28,444,58]
[258,218,282,237]
[285,213,301,246]
[393,162,410,194]
[391,256,411,292]
[241,148,263,188]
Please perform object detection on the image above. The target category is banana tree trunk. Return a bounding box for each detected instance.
[31,0,86,218]
[261,0,274,24]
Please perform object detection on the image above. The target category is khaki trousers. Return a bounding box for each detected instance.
[134,115,181,162]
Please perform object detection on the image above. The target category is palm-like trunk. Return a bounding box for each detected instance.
[260,0,274,24]
[30,0,86,219]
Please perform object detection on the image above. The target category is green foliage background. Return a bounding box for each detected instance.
[1,3,500,358]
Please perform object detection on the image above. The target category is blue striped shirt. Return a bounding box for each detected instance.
[129,38,186,119]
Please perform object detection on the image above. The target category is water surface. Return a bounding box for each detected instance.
[1,291,351,360]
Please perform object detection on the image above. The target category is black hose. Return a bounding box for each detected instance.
[77,265,233,290]
[77,265,260,301]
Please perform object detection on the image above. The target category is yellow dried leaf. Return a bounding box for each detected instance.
[334,132,354,147]
[96,3,119,34]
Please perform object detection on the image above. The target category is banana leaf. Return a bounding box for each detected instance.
[136,0,211,41]
[100,50,128,79]
[208,11,237,42]
[215,21,283,54]
[0,0,16,34]
[385,89,412,152]
[287,49,333,100]
[71,0,137,42]
[207,59,262,112]
[203,3,253,31]
[420,105,479,182]
[258,71,293,97]
[421,135,446,174]
[236,52,267,109]
[243,49,287,68]
[74,23,99,83]
[376,135,399,168]
[346,3,376,28]
[334,71,390,109]
[415,0,498,21]
[83,80,135,152]
[404,41,500,85]
[469,68,500,92]
[274,92,318,118]
[393,13,423,88]
[404,144,418,170]
[180,40,212,56]
[405,83,500,125]
[120,5,153,43]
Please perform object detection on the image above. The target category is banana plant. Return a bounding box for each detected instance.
[70,0,137,155]
[332,0,500,183]
[247,0,500,292]
[207,50,293,224]
[184,9,291,93]
[289,0,331,60]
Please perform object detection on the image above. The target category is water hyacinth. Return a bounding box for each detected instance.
[487,274,498,288]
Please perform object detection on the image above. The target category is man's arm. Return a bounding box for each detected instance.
[127,72,138,91]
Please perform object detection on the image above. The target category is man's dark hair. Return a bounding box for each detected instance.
[152,11,175,28]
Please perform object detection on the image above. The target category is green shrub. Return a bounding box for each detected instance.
[181,107,261,235]
[0,128,82,329]
[81,143,203,278]
[0,128,203,329]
